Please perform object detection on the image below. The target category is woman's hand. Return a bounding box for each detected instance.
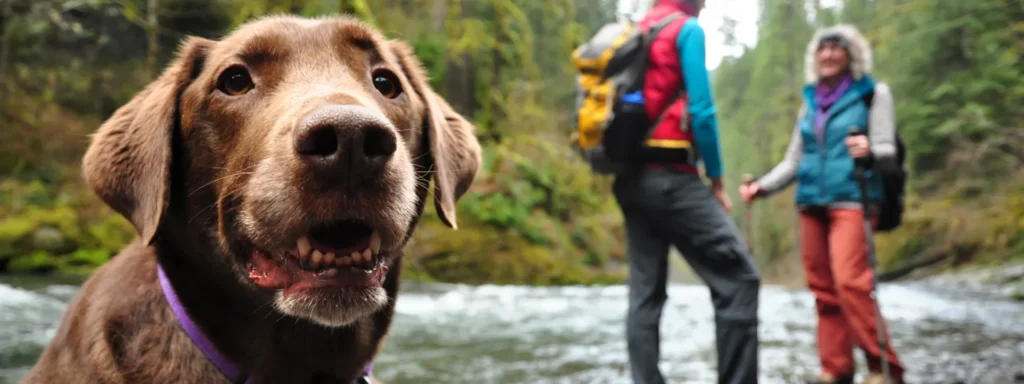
[738,182,761,204]
[845,135,871,158]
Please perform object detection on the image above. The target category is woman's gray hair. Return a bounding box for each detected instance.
[804,24,874,84]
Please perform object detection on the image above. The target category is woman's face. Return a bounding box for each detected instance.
[816,40,850,80]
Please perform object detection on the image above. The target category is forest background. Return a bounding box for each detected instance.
[1,0,1021,286]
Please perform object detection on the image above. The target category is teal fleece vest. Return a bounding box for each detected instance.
[795,75,884,207]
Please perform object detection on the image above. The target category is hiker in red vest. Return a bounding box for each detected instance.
[739,24,905,384]
[612,1,761,383]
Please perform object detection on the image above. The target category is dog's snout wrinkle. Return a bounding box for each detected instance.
[294,105,398,186]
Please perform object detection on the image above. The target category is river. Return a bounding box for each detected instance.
[2,273,1023,384]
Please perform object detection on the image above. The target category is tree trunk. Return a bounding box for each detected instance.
[443,0,477,116]
[0,0,11,122]
[147,0,160,78]
[430,0,447,30]
[487,2,504,142]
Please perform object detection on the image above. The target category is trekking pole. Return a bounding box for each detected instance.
[741,173,755,253]
[848,127,890,384]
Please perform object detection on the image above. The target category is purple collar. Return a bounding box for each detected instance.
[157,264,373,384]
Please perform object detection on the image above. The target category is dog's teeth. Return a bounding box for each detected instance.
[337,256,352,267]
[297,236,311,257]
[369,231,381,254]
[322,268,338,278]
[324,252,335,265]
[362,248,371,262]
[311,250,323,267]
[350,251,361,263]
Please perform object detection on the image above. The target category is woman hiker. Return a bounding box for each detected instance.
[738,24,906,384]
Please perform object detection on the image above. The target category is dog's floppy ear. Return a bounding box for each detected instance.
[421,87,482,230]
[389,40,482,229]
[82,37,214,244]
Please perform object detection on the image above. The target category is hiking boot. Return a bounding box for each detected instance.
[806,372,854,384]
[861,372,904,384]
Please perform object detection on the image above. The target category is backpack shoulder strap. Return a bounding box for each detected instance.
[861,87,876,131]
[863,88,875,107]
[649,12,686,36]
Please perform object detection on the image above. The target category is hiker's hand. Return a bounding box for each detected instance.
[739,182,761,204]
[845,135,870,158]
[711,179,732,213]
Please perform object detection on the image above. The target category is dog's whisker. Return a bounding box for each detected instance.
[409,152,432,162]
[188,171,258,197]
[187,183,252,224]
[188,205,218,224]
[211,163,260,172]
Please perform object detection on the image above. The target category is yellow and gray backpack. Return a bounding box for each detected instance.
[570,13,684,174]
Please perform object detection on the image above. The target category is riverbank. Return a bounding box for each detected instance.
[906,261,1024,302]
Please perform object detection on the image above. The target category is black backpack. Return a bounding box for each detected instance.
[863,90,907,232]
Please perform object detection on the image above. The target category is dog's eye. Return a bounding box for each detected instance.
[372,70,401,99]
[217,66,254,96]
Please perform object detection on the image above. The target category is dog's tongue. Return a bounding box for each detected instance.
[248,251,292,289]
[248,250,386,294]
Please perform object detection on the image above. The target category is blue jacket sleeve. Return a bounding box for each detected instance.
[676,19,723,179]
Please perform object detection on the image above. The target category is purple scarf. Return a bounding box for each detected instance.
[813,75,852,143]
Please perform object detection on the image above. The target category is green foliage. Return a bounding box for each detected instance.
[1013,281,1024,302]
[8,251,61,273]
[0,178,135,274]
[415,134,625,284]
[405,204,625,286]
[67,248,111,267]
[713,0,816,274]
[409,34,448,90]
[4,0,1018,284]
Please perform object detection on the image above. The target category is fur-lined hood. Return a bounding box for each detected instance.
[804,24,873,84]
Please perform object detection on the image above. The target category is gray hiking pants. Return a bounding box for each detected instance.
[612,168,761,384]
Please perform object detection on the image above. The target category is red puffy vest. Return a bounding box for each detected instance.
[638,4,698,173]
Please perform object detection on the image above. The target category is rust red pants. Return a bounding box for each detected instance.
[799,208,905,379]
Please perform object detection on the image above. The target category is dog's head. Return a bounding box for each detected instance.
[81,16,480,327]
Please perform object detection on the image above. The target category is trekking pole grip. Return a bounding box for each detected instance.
[847,127,869,172]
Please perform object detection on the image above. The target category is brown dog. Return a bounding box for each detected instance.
[22,15,480,384]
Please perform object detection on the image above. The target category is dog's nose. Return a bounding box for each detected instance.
[294,105,398,184]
